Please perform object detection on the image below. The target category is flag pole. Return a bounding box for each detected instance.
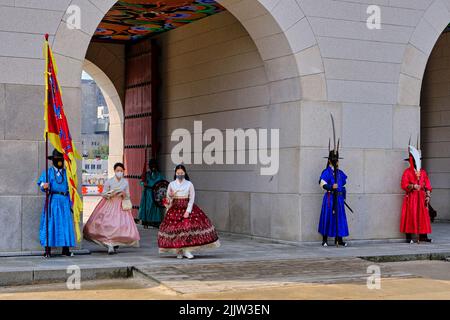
[44,132,50,257]
[44,33,50,258]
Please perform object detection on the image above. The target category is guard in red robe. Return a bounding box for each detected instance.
[400,144,433,243]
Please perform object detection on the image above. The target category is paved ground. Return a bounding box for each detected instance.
[0,209,449,299]
[1,223,450,271]
[0,260,449,299]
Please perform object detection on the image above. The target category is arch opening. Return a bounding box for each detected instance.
[79,64,124,220]
[420,27,450,221]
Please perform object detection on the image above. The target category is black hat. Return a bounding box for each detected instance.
[324,114,343,164]
[47,149,64,160]
[149,158,157,167]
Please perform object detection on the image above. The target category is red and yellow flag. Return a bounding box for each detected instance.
[43,34,83,243]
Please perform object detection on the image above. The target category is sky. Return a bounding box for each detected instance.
[81,70,93,80]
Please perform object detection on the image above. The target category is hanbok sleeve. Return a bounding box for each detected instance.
[319,169,331,191]
[124,179,131,200]
[187,182,195,213]
[102,179,111,196]
[37,169,49,192]
[166,182,173,201]
[165,182,174,209]
[401,169,412,192]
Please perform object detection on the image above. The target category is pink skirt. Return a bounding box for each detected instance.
[83,197,140,248]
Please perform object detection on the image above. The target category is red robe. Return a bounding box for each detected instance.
[400,167,432,234]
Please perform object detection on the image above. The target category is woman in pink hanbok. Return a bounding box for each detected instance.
[83,163,140,254]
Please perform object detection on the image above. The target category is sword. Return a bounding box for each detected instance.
[344,201,354,214]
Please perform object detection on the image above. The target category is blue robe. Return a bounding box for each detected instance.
[318,166,349,237]
[38,167,76,247]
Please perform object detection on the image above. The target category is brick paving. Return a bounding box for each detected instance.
[135,257,416,294]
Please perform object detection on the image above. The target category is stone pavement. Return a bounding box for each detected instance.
[134,257,416,294]
[0,223,450,288]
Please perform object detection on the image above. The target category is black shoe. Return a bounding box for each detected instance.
[406,233,414,244]
[62,246,74,257]
[419,234,433,243]
[322,236,328,247]
[43,247,52,258]
[335,237,347,247]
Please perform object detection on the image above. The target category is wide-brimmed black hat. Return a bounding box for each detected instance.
[47,149,64,160]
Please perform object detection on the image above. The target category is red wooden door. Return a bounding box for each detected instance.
[123,39,159,218]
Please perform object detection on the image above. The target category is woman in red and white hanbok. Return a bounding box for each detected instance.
[158,165,220,259]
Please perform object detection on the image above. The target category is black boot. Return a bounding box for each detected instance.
[419,234,433,243]
[62,246,74,257]
[44,247,51,258]
[406,233,414,244]
[335,237,347,247]
[322,236,328,247]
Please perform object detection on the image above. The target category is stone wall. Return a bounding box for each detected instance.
[153,11,302,241]
[1,0,450,251]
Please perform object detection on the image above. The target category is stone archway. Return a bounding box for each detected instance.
[397,0,450,108]
[397,0,450,220]
[392,0,450,154]
[48,0,328,242]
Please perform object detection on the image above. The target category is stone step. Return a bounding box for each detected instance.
[0,266,132,287]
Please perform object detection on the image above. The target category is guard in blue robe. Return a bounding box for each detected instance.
[38,149,75,257]
[318,149,350,247]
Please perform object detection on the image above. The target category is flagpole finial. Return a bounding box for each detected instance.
[45,34,49,41]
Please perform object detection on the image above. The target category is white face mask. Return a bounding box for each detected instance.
[115,172,124,179]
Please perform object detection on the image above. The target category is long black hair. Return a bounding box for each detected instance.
[173,164,190,181]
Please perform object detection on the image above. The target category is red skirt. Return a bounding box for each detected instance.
[158,198,220,253]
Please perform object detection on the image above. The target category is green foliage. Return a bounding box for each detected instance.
[89,145,109,159]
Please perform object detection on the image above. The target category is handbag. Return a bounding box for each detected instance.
[122,199,133,211]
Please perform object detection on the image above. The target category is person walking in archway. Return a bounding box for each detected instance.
[84,163,140,254]
[158,164,220,259]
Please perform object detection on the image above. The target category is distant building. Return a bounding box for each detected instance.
[81,78,109,158]
[82,158,108,196]
[82,158,108,175]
